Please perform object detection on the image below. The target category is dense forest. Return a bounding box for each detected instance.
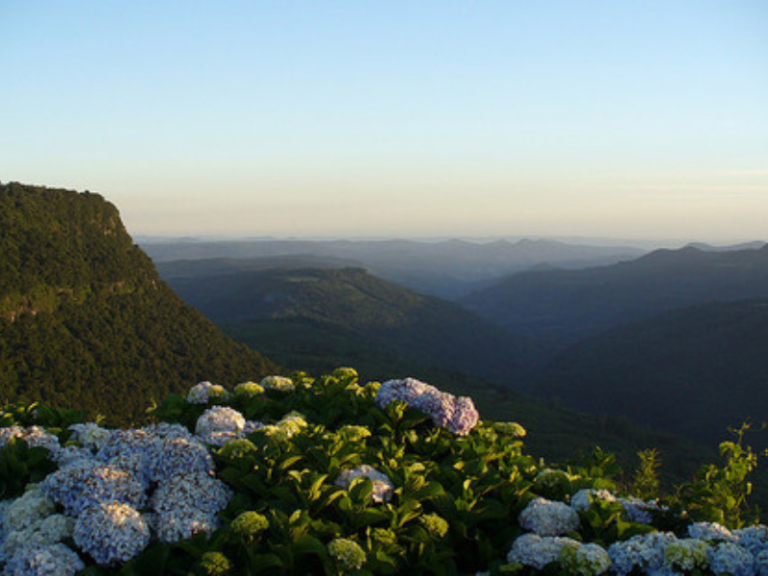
[0,183,277,424]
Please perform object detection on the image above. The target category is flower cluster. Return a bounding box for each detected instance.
[73,501,150,567]
[560,541,612,576]
[3,542,84,576]
[518,497,580,536]
[187,381,230,404]
[507,533,580,570]
[328,538,367,571]
[0,426,60,453]
[335,465,394,504]
[151,472,232,544]
[260,375,295,392]
[195,406,247,447]
[570,489,616,512]
[375,378,480,435]
[233,381,265,399]
[257,412,307,443]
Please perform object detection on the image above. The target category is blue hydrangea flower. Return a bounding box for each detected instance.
[73,501,150,566]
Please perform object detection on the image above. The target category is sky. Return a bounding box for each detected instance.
[1,1,767,243]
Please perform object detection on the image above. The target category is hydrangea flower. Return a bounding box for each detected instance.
[420,513,449,538]
[3,485,56,533]
[559,541,612,575]
[607,532,677,575]
[0,426,60,454]
[707,541,756,576]
[3,543,85,576]
[335,465,394,503]
[187,381,229,404]
[68,423,113,451]
[195,406,246,446]
[376,378,479,435]
[73,501,150,566]
[231,511,269,540]
[688,521,737,542]
[256,412,307,443]
[41,459,146,515]
[617,496,662,524]
[199,551,232,576]
[151,472,232,543]
[145,436,215,484]
[737,525,768,555]
[518,497,580,536]
[569,488,616,512]
[663,538,710,572]
[328,538,367,571]
[260,375,295,392]
[534,469,571,493]
[233,381,265,399]
[507,533,580,570]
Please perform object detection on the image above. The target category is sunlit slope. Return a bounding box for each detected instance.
[0,183,277,423]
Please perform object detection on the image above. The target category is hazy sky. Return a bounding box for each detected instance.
[2,2,767,242]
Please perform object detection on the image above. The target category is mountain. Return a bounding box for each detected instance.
[461,244,768,350]
[158,262,543,386]
[144,238,645,299]
[535,299,768,447]
[0,182,276,423]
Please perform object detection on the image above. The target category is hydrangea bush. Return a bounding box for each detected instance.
[0,367,766,575]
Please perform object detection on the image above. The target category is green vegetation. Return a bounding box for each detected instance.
[0,183,277,425]
[0,370,765,574]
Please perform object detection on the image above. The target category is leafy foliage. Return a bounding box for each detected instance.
[0,369,765,575]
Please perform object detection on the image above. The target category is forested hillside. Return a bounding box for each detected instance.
[536,299,768,447]
[0,183,276,423]
[158,263,544,386]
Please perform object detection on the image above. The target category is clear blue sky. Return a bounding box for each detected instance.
[2,1,766,242]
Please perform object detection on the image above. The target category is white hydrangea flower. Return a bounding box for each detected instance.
[519,497,580,536]
[187,381,229,404]
[73,501,150,566]
[38,513,75,543]
[507,533,579,570]
[570,488,616,512]
[195,406,246,446]
[68,423,113,451]
[3,485,56,533]
[335,465,394,503]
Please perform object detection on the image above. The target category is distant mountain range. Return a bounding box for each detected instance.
[0,183,276,423]
[462,244,768,349]
[144,237,645,299]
